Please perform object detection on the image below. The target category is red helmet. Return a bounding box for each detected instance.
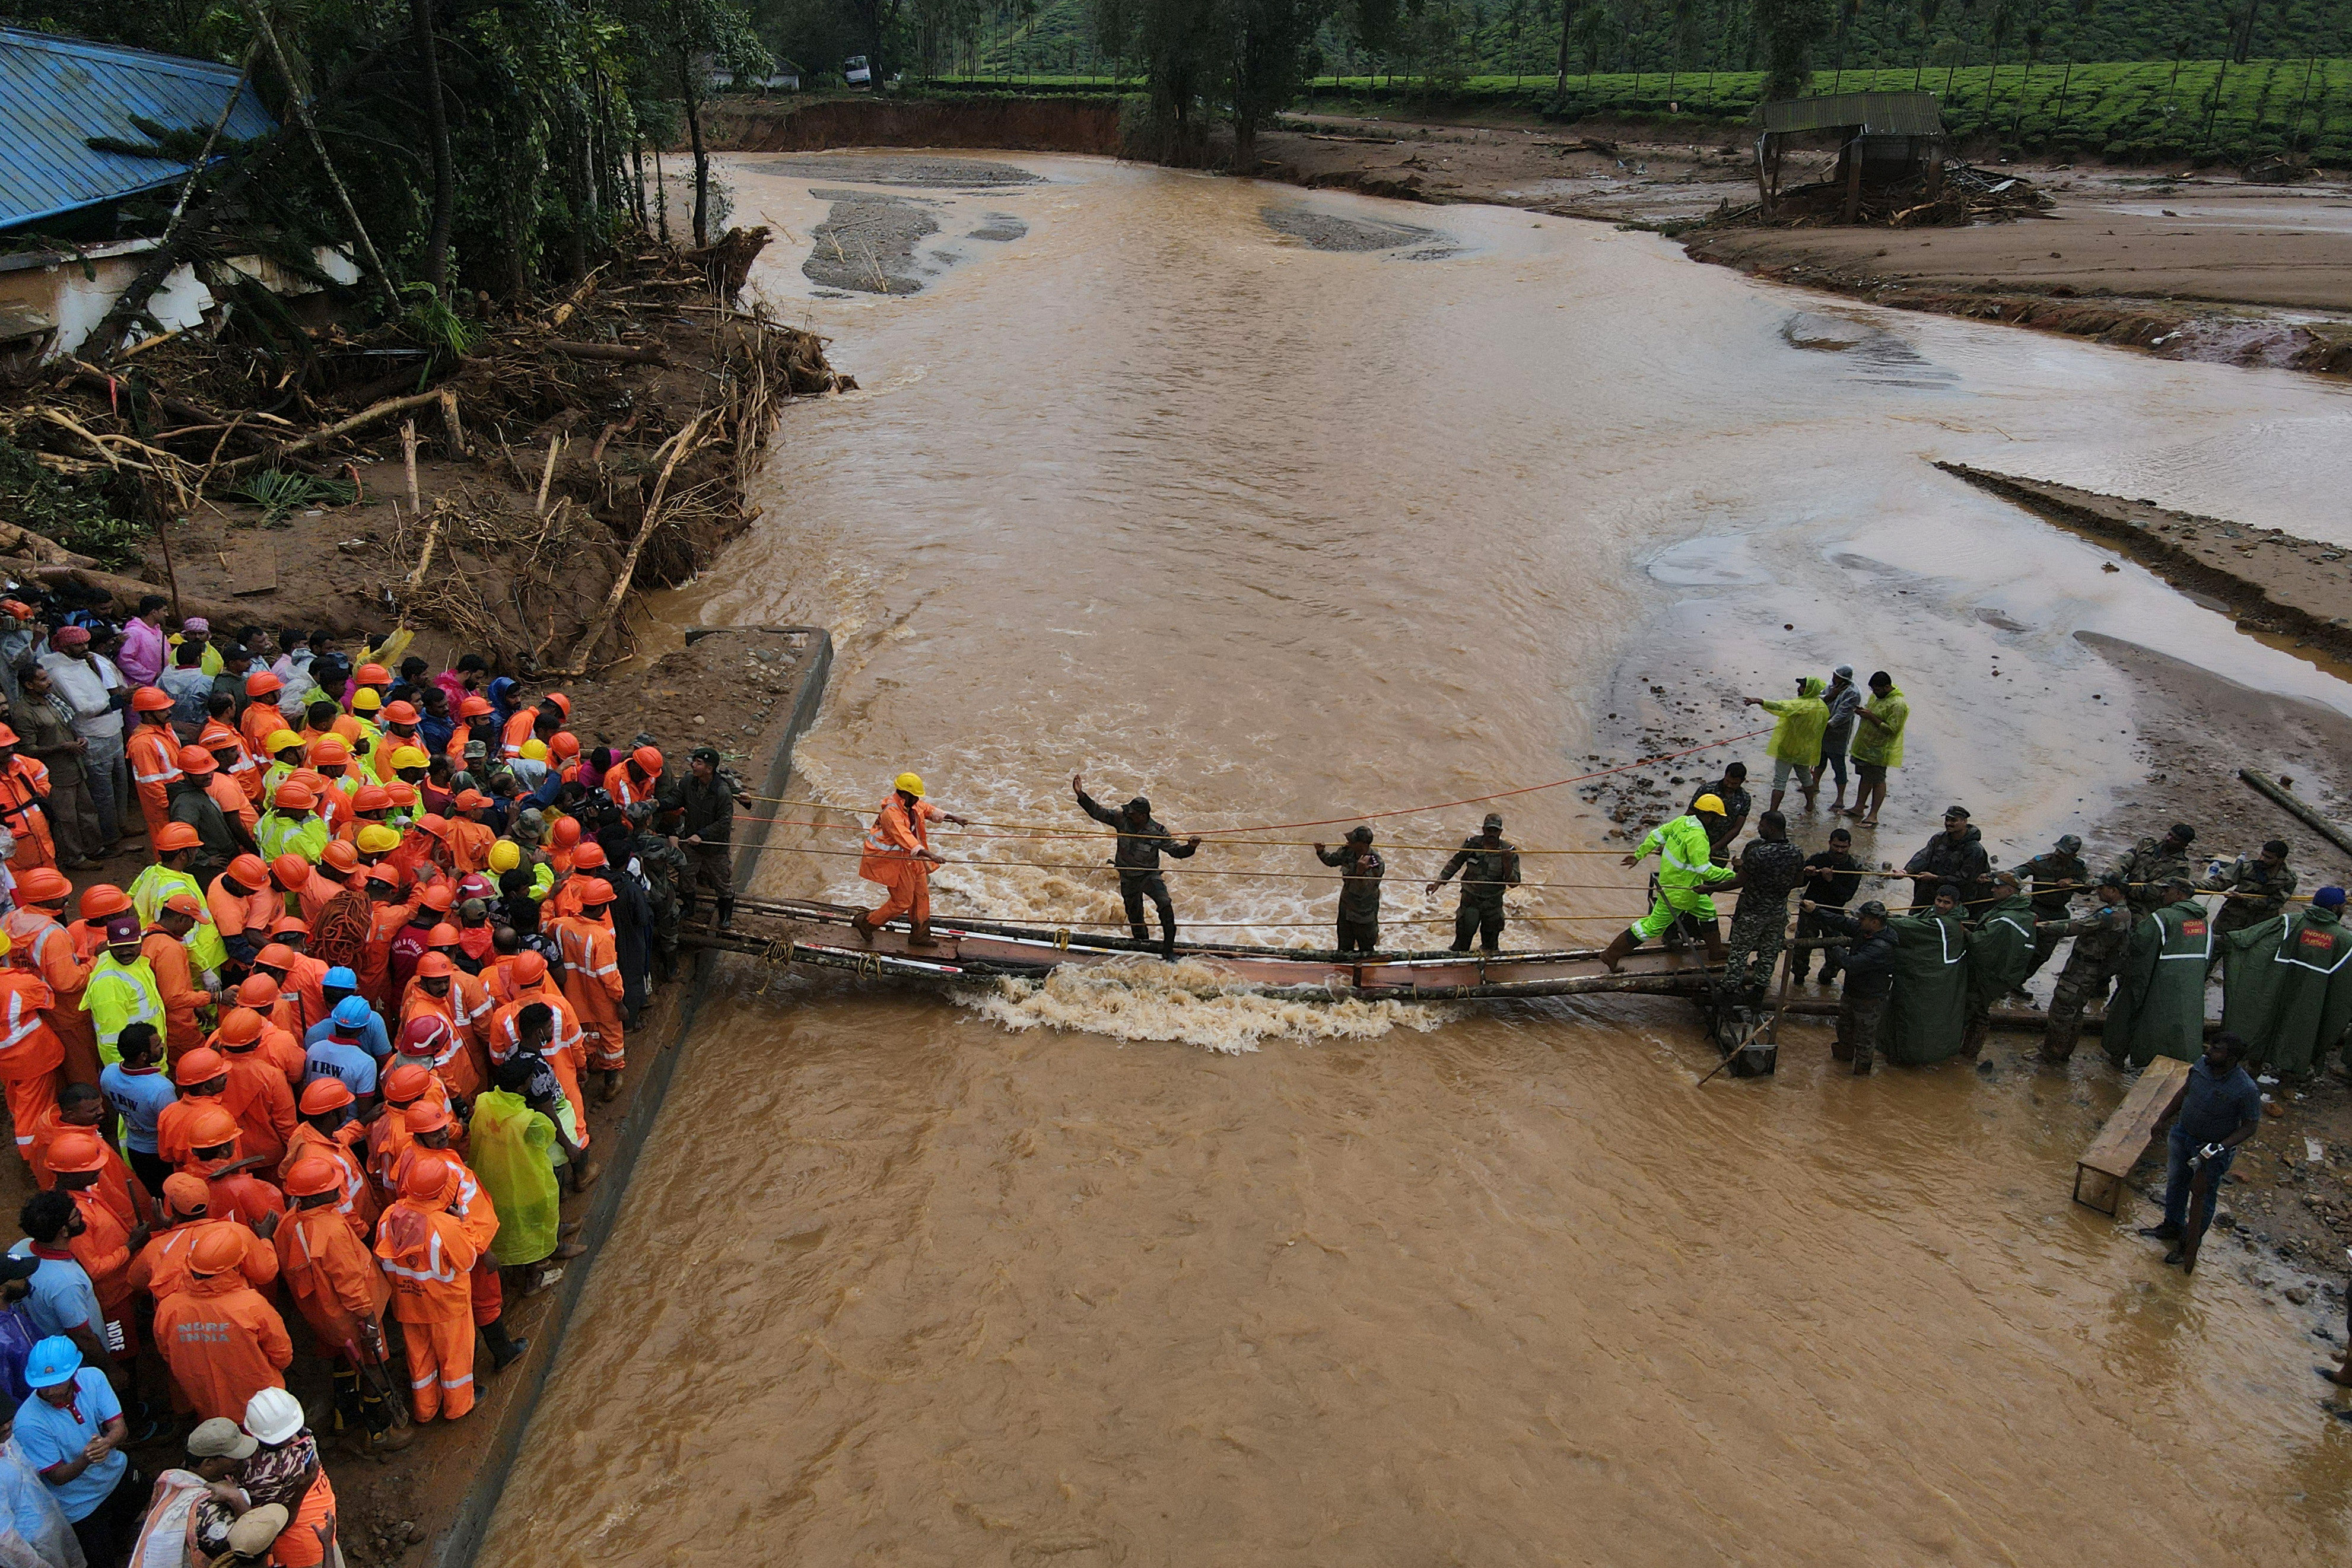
[400,1013,452,1054]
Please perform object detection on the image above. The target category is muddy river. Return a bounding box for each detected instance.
[479,154,2352,1564]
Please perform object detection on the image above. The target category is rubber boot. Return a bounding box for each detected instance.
[849,909,877,944]
[330,1366,364,1435]
[716,897,736,930]
[482,1318,530,1375]
[598,1069,622,1103]
[906,920,939,950]
[1597,929,1639,974]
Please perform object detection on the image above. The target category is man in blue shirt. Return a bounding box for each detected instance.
[303,968,390,1061]
[8,1195,109,1391]
[14,1335,138,1564]
[2140,1031,2264,1266]
[98,1025,177,1197]
[304,998,381,1103]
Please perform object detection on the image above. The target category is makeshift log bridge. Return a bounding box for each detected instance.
[679,895,1724,1002]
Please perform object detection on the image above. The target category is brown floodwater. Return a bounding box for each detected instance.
[479,154,2352,1566]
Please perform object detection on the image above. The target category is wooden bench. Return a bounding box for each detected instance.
[2073,1055,2194,1214]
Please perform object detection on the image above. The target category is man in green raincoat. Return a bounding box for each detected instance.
[1963,872,2037,1059]
[2102,877,2213,1068]
[1845,670,1907,829]
[1883,882,1972,1065]
[474,1057,583,1281]
[1743,677,1829,813]
[2220,885,2352,1077]
[1601,796,1738,971]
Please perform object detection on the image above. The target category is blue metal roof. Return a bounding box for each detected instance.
[0,26,277,232]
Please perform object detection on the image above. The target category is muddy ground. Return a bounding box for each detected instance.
[1255,110,2352,376]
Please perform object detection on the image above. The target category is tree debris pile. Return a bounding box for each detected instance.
[1,231,849,672]
[1695,162,2054,230]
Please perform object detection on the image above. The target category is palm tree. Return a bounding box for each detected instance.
[2012,14,2044,136]
[1914,0,1942,87]
[1985,0,2013,113]
[2050,0,2094,136]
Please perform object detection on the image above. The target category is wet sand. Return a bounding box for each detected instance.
[1256,113,2352,373]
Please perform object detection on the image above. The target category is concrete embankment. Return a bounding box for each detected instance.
[704,94,1120,156]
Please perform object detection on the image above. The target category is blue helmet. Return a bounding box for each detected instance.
[24,1335,80,1389]
[331,996,373,1029]
[323,966,358,993]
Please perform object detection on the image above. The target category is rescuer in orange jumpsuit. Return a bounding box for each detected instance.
[552,880,627,1100]
[156,1049,230,1171]
[0,724,57,873]
[498,692,568,761]
[484,981,588,1151]
[125,687,183,844]
[357,870,421,1014]
[232,973,308,1053]
[216,1020,296,1170]
[177,1102,285,1233]
[126,1172,276,1310]
[141,899,214,1062]
[851,772,968,949]
[393,1102,525,1370]
[5,870,96,1087]
[154,1226,293,1422]
[278,1156,407,1453]
[0,929,63,1164]
[602,746,663,812]
[280,1077,376,1236]
[46,1130,150,1366]
[208,855,279,974]
[375,1152,494,1421]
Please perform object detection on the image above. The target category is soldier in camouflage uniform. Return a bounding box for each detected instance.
[633,827,690,984]
[2199,838,2296,969]
[2013,833,2089,988]
[2112,822,2197,915]
[2036,875,2135,1063]
[1428,813,1522,954]
[1720,811,1806,1006]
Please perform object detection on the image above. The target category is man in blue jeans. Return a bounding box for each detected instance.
[2140,1031,2263,1267]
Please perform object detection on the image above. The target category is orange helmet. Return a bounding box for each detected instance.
[226,854,269,890]
[298,1077,354,1116]
[573,842,607,871]
[190,1229,245,1275]
[272,782,316,812]
[549,731,580,761]
[425,922,460,949]
[45,1131,108,1174]
[356,664,390,687]
[383,1064,433,1104]
[215,1009,266,1047]
[306,737,350,766]
[78,884,129,922]
[130,686,174,713]
[253,944,297,972]
[270,853,312,890]
[420,883,453,911]
[351,784,392,813]
[459,695,494,718]
[543,692,570,717]
[402,1099,451,1134]
[415,814,450,840]
[187,1103,240,1149]
[246,670,282,696]
[631,746,663,775]
[551,818,581,849]
[383,700,419,724]
[235,974,282,1007]
[161,1173,209,1216]
[321,840,360,874]
[173,1048,227,1087]
[154,822,201,853]
[415,952,455,980]
[508,952,547,986]
[14,867,70,905]
[576,877,614,906]
[283,1158,341,1198]
[175,745,217,774]
[399,1152,454,1204]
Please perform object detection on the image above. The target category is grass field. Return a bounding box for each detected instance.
[917,59,2352,164]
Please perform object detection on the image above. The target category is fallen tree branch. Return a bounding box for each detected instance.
[545,339,668,364]
[215,386,448,474]
[549,410,708,675]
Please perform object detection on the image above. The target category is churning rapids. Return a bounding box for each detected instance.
[478,153,2352,1566]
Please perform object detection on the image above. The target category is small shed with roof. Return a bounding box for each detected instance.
[1753,90,1946,222]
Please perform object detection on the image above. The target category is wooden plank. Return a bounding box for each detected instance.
[2072,1055,2194,1214]
[2239,769,2352,860]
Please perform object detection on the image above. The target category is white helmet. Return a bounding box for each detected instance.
[244,1386,306,1445]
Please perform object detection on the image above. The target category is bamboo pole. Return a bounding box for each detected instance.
[2239,769,2352,859]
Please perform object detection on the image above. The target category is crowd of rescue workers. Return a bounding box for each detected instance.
[0,606,2341,1567]
[0,595,745,1568]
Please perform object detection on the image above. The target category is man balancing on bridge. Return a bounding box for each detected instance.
[1073,775,1202,960]
[1598,794,1738,972]
[851,773,971,950]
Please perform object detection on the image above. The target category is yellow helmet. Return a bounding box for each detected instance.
[265,730,301,756]
[894,772,924,799]
[0,930,13,960]
[1692,793,1726,816]
[351,688,382,712]
[521,739,549,762]
[355,824,401,854]
[489,840,521,874]
[389,746,430,770]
